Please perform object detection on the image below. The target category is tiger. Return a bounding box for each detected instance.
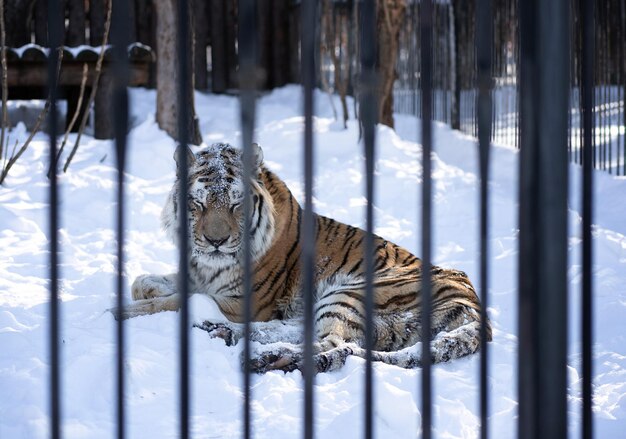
[116,142,492,373]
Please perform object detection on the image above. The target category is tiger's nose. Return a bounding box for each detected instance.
[204,235,229,248]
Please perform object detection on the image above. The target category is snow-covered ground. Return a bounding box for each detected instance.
[1,86,625,438]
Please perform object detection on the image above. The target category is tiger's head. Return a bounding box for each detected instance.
[162,142,276,268]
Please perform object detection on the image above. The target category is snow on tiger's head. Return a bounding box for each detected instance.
[161,142,276,267]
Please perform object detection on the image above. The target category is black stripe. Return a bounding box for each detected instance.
[341,227,358,248]
[347,259,363,275]
[315,311,363,332]
[401,254,418,266]
[373,277,416,289]
[255,194,264,230]
[206,267,226,285]
[376,291,417,309]
[332,243,358,276]
[214,279,242,296]
[433,284,464,300]
[374,246,390,270]
[256,250,302,317]
[315,299,365,319]
[253,206,301,292]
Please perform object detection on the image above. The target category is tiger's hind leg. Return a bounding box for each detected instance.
[246,271,491,373]
[428,267,492,342]
[245,320,485,374]
[310,319,483,371]
[246,286,371,373]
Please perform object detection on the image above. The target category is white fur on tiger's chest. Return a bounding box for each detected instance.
[190,258,243,299]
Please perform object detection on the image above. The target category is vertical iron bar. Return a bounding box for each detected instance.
[569,0,574,164]
[516,0,521,151]
[581,0,594,436]
[579,0,584,167]
[618,0,623,177]
[518,0,569,438]
[476,0,492,438]
[238,1,257,439]
[360,1,377,438]
[177,0,191,436]
[47,0,62,438]
[420,0,433,438]
[601,4,605,171]
[620,0,626,175]
[301,0,315,438]
[604,1,613,174]
[111,0,130,437]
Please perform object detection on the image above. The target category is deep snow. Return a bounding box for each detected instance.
[0,85,625,438]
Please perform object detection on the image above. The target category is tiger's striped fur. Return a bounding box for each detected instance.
[118,142,492,373]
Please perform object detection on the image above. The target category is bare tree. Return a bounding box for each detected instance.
[153,0,202,145]
[0,50,64,184]
[63,0,113,173]
[377,0,406,128]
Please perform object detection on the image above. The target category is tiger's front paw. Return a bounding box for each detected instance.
[131,275,175,301]
[194,321,238,346]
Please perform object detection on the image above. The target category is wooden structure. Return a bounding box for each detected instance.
[4,0,155,139]
[7,44,154,139]
[2,0,298,138]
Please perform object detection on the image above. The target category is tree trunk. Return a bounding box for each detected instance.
[153,0,202,145]
[377,0,406,129]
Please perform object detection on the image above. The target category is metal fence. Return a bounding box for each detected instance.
[392,0,625,176]
[42,1,593,439]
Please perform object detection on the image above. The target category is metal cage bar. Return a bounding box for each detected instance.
[238,1,258,438]
[476,0,493,438]
[47,0,62,437]
[301,0,316,438]
[111,0,131,437]
[420,0,433,438]
[359,1,377,438]
[580,0,595,436]
[518,0,570,438]
[176,0,191,436]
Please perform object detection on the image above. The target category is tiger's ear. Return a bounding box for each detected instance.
[252,143,263,169]
[174,144,196,175]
